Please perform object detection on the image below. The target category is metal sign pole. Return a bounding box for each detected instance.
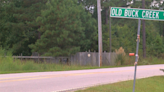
[133,19,141,92]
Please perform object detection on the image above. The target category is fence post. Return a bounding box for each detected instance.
[38,54,39,62]
[21,53,22,62]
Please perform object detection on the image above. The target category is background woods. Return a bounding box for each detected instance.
[0,0,164,58]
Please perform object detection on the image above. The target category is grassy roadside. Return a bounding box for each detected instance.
[76,76,164,92]
[0,48,164,74]
[0,55,164,74]
[0,55,121,74]
[0,49,130,74]
[0,57,130,74]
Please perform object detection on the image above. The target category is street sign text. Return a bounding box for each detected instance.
[110,7,164,21]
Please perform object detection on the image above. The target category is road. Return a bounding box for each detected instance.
[0,64,164,92]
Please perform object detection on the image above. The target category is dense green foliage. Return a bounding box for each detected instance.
[0,0,47,55]
[0,0,164,57]
[29,0,97,56]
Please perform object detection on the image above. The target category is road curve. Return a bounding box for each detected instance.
[0,64,164,92]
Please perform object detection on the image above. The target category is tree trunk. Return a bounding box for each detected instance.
[38,31,41,39]
[163,22,164,36]
[142,0,146,58]
[105,8,108,25]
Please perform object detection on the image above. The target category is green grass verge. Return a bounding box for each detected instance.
[0,47,163,74]
[76,76,164,92]
[0,50,131,74]
[0,55,163,74]
[0,56,120,74]
[0,60,128,74]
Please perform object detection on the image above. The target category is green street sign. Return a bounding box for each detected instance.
[110,7,164,21]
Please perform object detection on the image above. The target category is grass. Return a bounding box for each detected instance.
[139,56,164,65]
[0,55,164,74]
[118,55,164,66]
[0,56,123,74]
[0,48,164,74]
[0,48,130,74]
[0,58,131,74]
[0,49,112,74]
[76,76,164,92]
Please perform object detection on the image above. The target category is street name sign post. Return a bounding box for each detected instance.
[110,7,164,21]
[109,7,164,92]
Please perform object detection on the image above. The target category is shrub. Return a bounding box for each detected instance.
[115,47,126,65]
[0,47,20,71]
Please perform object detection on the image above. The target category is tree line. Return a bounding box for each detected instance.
[0,0,164,57]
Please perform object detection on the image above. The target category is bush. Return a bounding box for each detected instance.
[0,48,20,71]
[115,47,126,65]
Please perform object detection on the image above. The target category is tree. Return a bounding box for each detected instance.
[29,0,88,56]
[148,35,164,57]
[111,24,136,53]
[79,11,98,52]
[1,0,163,57]
[77,0,98,52]
[0,0,47,55]
[142,0,146,58]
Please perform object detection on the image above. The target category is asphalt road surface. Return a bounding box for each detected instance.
[0,64,164,92]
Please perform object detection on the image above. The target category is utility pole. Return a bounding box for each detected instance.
[97,0,102,67]
[109,10,112,53]
[109,7,112,65]
[142,0,146,58]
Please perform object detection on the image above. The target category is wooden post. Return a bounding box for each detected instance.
[21,53,22,62]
